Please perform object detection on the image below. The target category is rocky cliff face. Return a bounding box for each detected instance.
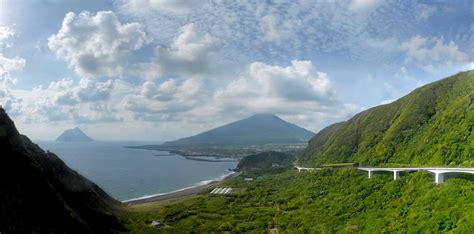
[0,107,123,233]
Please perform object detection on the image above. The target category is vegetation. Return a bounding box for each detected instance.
[236,151,295,173]
[321,162,357,167]
[122,169,474,232]
[299,71,474,167]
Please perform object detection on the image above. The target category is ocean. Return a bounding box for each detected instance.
[37,141,238,201]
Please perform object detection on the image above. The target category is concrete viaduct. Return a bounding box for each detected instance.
[296,166,474,184]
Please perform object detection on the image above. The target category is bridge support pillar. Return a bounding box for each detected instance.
[393,171,400,180]
[368,170,372,179]
[435,173,444,184]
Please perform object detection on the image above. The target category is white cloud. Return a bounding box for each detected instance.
[212,60,354,129]
[50,78,116,105]
[417,5,437,21]
[0,25,24,79]
[48,11,149,79]
[260,15,293,42]
[139,23,220,80]
[0,54,25,78]
[121,78,204,120]
[116,0,429,65]
[99,61,356,138]
[141,80,177,101]
[400,36,469,65]
[121,60,354,133]
[2,56,357,140]
[366,38,399,52]
[1,77,121,125]
[119,0,203,14]
[247,60,333,101]
[349,0,381,12]
[368,36,470,70]
[0,26,15,46]
[0,26,26,116]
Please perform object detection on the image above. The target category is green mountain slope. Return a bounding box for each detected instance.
[236,151,296,173]
[299,70,474,166]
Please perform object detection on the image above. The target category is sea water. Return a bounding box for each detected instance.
[37,141,238,201]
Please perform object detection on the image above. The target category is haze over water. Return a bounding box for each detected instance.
[38,141,237,201]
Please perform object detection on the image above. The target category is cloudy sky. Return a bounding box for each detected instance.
[0,0,473,141]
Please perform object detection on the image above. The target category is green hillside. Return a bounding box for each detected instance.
[123,169,474,232]
[299,70,474,166]
[236,151,295,173]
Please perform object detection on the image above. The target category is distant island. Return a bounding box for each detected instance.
[56,127,95,142]
[128,113,314,157]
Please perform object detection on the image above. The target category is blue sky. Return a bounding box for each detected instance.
[0,0,473,141]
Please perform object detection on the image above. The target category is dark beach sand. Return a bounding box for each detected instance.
[124,172,241,205]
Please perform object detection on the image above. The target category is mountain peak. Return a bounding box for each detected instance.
[164,113,314,146]
[0,107,20,141]
[248,113,280,119]
[56,127,95,142]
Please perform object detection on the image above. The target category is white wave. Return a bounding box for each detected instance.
[122,171,236,202]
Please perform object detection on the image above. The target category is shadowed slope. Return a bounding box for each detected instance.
[0,108,122,233]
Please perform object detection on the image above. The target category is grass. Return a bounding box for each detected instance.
[127,195,201,213]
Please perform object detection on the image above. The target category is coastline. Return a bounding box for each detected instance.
[123,171,241,205]
[182,156,239,162]
[124,145,248,158]
[124,145,240,162]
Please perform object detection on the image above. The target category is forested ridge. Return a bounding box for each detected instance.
[300,71,474,166]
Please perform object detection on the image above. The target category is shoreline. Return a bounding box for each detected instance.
[124,145,250,158]
[125,145,241,162]
[123,171,241,205]
[182,156,239,162]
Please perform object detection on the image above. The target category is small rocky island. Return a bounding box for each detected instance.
[56,127,95,142]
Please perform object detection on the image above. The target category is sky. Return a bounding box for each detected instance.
[0,0,473,141]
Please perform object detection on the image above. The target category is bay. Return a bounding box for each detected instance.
[37,141,238,201]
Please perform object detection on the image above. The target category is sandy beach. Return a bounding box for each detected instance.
[124,171,241,205]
